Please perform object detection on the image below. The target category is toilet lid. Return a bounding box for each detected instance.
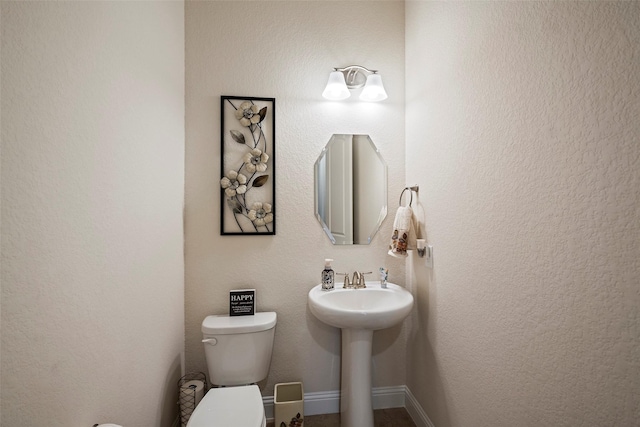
[186,385,264,427]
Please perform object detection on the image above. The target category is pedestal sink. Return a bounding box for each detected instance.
[308,282,414,427]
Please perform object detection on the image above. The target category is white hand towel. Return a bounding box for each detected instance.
[388,206,418,257]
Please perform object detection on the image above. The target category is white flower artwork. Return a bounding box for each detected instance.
[220,97,275,235]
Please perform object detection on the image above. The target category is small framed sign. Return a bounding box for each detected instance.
[230,289,255,316]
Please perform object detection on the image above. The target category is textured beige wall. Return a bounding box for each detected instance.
[405,2,640,426]
[1,2,185,426]
[185,1,406,395]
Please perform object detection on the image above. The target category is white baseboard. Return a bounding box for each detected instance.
[263,385,434,427]
[404,386,436,427]
[263,389,340,420]
[372,385,407,409]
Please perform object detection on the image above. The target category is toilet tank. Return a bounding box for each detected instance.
[201,312,277,386]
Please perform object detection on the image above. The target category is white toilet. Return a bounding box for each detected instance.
[186,312,277,427]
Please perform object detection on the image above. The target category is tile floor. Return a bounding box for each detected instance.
[268,407,417,427]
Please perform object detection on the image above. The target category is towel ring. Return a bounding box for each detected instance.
[399,188,412,207]
[399,185,419,207]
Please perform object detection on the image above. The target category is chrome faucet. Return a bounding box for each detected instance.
[352,271,372,289]
[352,272,363,288]
[339,271,372,289]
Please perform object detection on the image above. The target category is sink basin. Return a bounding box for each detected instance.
[308,282,413,330]
[308,282,414,427]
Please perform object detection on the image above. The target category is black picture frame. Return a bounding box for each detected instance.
[220,96,276,235]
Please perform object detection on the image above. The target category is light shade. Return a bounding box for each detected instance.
[322,71,351,100]
[359,73,388,102]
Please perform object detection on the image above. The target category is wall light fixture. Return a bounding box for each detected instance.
[322,65,388,102]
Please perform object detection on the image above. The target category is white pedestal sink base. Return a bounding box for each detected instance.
[341,329,374,427]
[307,283,414,427]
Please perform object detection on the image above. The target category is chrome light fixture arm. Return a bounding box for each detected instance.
[334,65,379,89]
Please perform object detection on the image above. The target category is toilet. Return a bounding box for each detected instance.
[186,312,277,427]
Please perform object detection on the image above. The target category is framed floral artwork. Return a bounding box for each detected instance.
[220,96,275,235]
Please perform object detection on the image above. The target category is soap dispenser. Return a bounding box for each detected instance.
[321,259,335,291]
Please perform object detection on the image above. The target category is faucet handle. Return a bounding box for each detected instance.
[337,273,351,288]
[362,271,373,287]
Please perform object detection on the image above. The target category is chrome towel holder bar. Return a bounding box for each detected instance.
[399,185,419,207]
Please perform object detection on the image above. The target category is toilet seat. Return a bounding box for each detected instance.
[186,385,265,427]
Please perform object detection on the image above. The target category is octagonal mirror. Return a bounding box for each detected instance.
[314,134,387,245]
